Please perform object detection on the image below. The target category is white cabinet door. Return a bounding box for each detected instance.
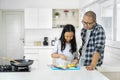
[38,49,52,69]
[25,8,52,29]
[24,48,39,69]
[24,48,53,69]
[38,8,52,29]
[25,8,38,29]
[24,53,39,69]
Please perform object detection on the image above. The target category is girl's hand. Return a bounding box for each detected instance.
[59,54,67,60]
[73,59,79,65]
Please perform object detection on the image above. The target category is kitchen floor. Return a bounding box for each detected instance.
[101,72,120,80]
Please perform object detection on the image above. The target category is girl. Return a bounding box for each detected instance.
[51,24,79,67]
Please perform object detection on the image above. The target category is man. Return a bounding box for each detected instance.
[79,11,106,70]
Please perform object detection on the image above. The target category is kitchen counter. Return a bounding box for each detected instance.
[24,46,54,49]
[98,65,120,72]
[12,46,110,80]
[0,65,109,80]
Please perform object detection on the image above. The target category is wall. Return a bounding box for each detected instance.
[103,46,120,67]
[117,7,120,41]
[25,28,82,48]
[81,2,102,24]
[0,10,2,64]
[0,0,80,9]
[0,10,4,64]
[79,0,97,9]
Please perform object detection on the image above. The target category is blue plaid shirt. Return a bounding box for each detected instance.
[79,23,106,66]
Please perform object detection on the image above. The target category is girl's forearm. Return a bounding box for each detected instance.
[51,53,60,58]
[51,53,67,60]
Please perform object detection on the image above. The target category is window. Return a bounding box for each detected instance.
[100,0,114,40]
[80,3,101,28]
[116,0,120,41]
[80,0,120,48]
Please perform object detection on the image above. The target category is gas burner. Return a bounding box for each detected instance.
[0,65,30,72]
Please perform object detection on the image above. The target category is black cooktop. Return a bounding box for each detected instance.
[0,65,30,72]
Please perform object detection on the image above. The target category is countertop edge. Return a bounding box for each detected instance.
[24,46,54,49]
[97,66,120,72]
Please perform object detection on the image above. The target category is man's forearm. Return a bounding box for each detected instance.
[91,51,100,66]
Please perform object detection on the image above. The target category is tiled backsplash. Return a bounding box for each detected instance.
[25,28,81,47]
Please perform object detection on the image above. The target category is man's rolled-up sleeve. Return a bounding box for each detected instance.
[94,28,106,54]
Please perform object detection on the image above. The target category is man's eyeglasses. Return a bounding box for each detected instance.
[82,20,94,25]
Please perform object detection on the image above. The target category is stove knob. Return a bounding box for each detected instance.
[8,65,12,71]
[3,65,6,71]
[0,66,2,72]
[1,66,4,72]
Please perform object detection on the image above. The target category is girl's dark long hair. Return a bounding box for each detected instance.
[59,24,77,54]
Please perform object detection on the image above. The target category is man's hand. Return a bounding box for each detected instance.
[86,52,99,70]
[86,64,96,70]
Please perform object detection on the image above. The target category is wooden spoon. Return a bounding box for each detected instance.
[2,57,21,64]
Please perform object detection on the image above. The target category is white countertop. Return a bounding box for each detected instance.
[97,65,120,72]
[0,65,109,80]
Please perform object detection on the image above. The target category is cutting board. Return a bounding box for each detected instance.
[51,66,80,70]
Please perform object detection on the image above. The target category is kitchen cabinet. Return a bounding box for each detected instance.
[38,8,52,29]
[38,49,52,67]
[25,8,52,29]
[24,46,53,69]
[25,8,38,29]
[24,48,39,69]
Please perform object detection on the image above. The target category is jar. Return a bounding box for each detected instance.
[34,41,41,46]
